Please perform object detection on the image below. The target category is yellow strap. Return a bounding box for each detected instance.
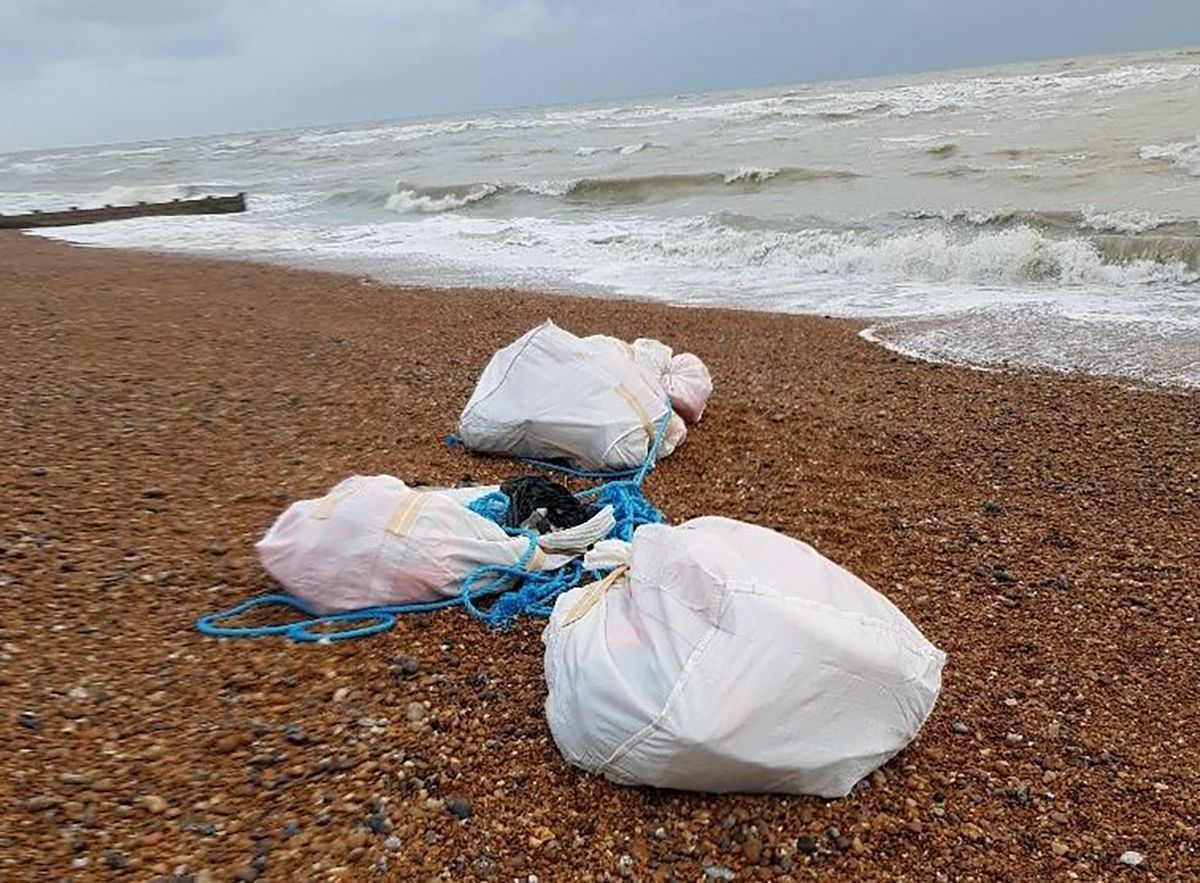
[311,480,362,520]
[385,492,428,536]
[525,546,547,572]
[563,565,629,626]
[615,383,654,445]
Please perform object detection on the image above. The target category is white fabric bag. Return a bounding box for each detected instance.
[257,475,565,614]
[542,517,945,797]
[630,338,713,424]
[457,321,688,470]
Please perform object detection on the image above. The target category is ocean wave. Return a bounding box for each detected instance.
[93,183,202,206]
[3,160,55,175]
[574,141,664,157]
[83,145,172,160]
[1079,207,1166,234]
[926,143,959,158]
[813,101,894,121]
[910,207,1179,237]
[1139,137,1200,177]
[385,184,500,213]
[602,217,1200,287]
[375,167,859,213]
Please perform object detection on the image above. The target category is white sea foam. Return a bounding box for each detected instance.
[1139,137,1200,177]
[385,185,499,213]
[93,184,199,205]
[574,141,662,157]
[1079,206,1167,234]
[723,166,780,184]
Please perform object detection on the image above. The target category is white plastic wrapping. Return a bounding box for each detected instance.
[543,517,945,797]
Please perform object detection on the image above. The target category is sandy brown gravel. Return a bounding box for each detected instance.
[1,232,1197,881]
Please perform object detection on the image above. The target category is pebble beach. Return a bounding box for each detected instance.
[2,232,1197,880]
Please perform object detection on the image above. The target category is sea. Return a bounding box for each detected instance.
[2,48,1198,387]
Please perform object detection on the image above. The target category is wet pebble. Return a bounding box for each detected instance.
[391,655,420,678]
[444,794,473,820]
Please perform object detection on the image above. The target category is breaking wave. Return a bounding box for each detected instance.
[909,207,1189,238]
[574,141,664,157]
[606,216,1200,286]
[93,183,203,206]
[375,167,859,213]
[1079,207,1167,234]
[385,183,500,213]
[1139,137,1200,177]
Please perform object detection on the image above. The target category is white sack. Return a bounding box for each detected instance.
[257,475,563,614]
[664,352,713,423]
[631,339,713,423]
[457,321,688,470]
[543,517,945,797]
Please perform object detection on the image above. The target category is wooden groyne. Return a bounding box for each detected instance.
[0,193,246,229]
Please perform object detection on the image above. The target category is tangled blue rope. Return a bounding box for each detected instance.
[197,406,671,641]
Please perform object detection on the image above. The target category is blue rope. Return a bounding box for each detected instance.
[197,405,672,641]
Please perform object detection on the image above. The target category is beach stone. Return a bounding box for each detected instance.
[444,794,473,820]
[17,711,40,731]
[704,865,735,881]
[1119,851,1144,867]
[795,836,817,855]
[143,794,169,814]
[26,794,62,812]
[391,655,420,678]
[743,835,762,863]
[405,701,427,723]
[284,723,308,745]
[952,720,970,735]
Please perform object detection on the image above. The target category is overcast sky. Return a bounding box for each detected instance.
[2,0,1197,153]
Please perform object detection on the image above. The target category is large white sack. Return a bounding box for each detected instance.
[543,517,945,797]
[457,321,686,470]
[257,475,564,614]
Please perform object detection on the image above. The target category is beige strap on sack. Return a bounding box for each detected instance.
[563,565,629,626]
[615,383,655,445]
[311,478,365,519]
[385,491,428,536]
